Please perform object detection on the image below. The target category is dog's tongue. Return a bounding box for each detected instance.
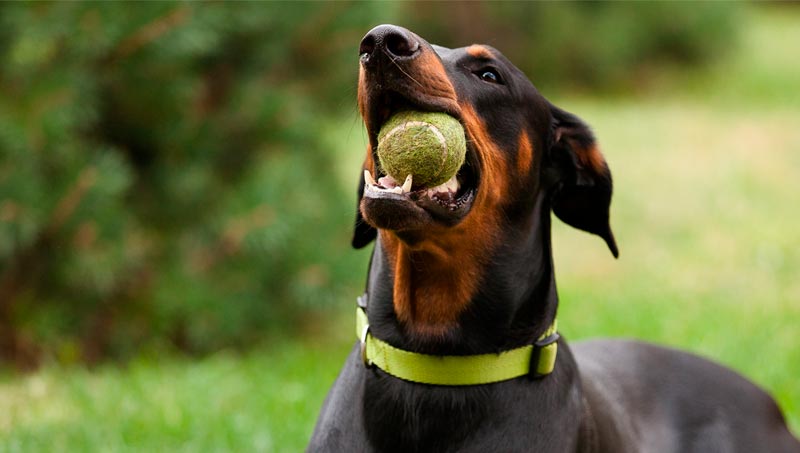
[378,175,399,188]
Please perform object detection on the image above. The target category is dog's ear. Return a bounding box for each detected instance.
[352,165,377,248]
[544,104,618,258]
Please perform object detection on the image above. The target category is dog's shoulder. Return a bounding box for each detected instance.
[573,339,796,452]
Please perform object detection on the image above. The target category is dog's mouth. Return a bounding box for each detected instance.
[361,91,479,230]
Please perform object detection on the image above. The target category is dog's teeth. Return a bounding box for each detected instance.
[444,175,459,193]
[391,186,404,194]
[402,174,413,193]
[428,175,460,195]
[364,169,377,186]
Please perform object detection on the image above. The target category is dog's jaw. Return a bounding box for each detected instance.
[358,54,479,231]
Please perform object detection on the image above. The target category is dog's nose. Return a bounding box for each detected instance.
[359,24,420,64]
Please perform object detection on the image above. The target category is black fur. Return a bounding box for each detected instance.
[309,25,799,453]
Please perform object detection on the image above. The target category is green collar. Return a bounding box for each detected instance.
[356,302,559,386]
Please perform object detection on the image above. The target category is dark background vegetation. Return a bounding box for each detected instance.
[0,1,741,369]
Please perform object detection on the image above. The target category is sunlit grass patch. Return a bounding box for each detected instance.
[0,340,351,452]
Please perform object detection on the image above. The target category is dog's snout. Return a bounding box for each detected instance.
[360,24,420,64]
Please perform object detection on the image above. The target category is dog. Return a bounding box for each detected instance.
[308,24,800,453]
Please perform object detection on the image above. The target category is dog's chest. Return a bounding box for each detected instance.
[360,365,585,452]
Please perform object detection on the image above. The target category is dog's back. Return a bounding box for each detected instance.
[575,340,799,452]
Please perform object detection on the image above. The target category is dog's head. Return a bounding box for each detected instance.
[353,24,617,258]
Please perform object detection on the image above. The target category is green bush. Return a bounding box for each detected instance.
[0,2,386,366]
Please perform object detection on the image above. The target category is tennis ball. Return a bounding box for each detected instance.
[376,111,466,188]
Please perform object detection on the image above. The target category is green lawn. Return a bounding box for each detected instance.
[0,341,351,452]
[2,7,799,452]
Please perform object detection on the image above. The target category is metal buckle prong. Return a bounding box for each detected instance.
[360,324,373,368]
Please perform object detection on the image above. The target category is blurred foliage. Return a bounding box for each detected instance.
[0,2,743,368]
[404,2,742,93]
[0,2,387,367]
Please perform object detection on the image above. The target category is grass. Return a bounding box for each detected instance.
[2,6,799,452]
[0,340,351,452]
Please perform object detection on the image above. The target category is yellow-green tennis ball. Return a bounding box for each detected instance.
[376,111,466,188]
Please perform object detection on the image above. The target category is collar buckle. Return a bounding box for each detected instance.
[529,330,560,379]
[357,297,373,368]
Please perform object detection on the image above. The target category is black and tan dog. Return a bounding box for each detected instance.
[309,25,799,453]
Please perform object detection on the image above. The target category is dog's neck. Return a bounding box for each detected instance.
[364,195,558,355]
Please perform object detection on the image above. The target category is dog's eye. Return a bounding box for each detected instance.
[477,69,502,84]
